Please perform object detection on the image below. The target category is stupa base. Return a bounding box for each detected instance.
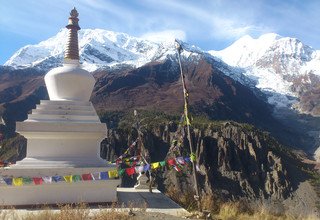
[0,166,120,206]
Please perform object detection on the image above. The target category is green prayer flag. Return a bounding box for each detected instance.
[22,177,33,184]
[159,161,166,167]
[72,175,82,182]
[119,169,125,176]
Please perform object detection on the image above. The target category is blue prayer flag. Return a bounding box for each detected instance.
[4,178,12,185]
[100,172,109,180]
[144,164,150,172]
[184,157,191,163]
[52,176,63,182]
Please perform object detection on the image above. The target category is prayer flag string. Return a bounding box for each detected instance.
[0,155,195,186]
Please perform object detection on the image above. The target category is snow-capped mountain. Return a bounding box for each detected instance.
[4,28,203,72]
[209,33,320,111]
[4,30,320,115]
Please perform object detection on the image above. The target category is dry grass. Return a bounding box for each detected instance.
[0,206,20,220]
[165,185,319,220]
[215,202,318,220]
[165,184,199,211]
[0,203,130,220]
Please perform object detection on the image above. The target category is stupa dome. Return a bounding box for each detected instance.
[44,7,95,101]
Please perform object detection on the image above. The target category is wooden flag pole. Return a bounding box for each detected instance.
[175,40,201,211]
[134,110,153,193]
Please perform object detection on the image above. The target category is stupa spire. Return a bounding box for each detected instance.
[64,7,81,62]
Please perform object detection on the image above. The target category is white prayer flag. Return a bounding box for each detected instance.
[91,172,100,180]
[135,166,144,173]
[42,176,52,183]
[0,176,5,185]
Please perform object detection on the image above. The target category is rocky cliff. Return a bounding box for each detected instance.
[100,112,306,201]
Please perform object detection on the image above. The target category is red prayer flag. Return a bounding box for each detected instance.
[33,177,43,185]
[167,159,176,166]
[82,173,93,181]
[126,167,135,176]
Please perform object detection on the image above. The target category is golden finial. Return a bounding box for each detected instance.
[64,7,81,61]
[70,7,79,18]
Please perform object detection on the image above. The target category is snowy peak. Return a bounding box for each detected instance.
[4,28,186,71]
[209,33,282,67]
[210,33,320,112]
[209,33,318,72]
[5,29,66,68]
[209,32,320,79]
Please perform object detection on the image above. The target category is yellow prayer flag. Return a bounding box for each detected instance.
[184,103,188,112]
[186,115,191,126]
[64,175,73,183]
[151,162,160,170]
[190,153,196,162]
[13,177,23,186]
[108,170,119,179]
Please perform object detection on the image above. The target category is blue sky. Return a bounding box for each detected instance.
[1,0,320,64]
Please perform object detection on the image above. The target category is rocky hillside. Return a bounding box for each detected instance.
[97,112,317,215]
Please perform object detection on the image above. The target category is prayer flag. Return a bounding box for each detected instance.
[185,115,191,126]
[190,153,196,162]
[119,169,125,176]
[159,161,166,167]
[22,177,33,184]
[82,173,93,181]
[135,165,144,173]
[4,178,12,185]
[52,176,63,182]
[173,166,181,172]
[167,159,176,166]
[64,175,73,183]
[33,177,43,185]
[176,157,185,165]
[72,175,82,182]
[100,172,109,180]
[13,177,23,186]
[143,164,150,172]
[42,176,52,184]
[91,172,100,180]
[196,164,201,172]
[151,162,160,170]
[108,170,119,179]
[184,157,191,163]
[0,176,5,185]
[125,167,135,176]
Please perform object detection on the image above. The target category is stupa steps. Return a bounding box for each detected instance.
[40,100,91,106]
[32,109,98,116]
[36,104,93,111]
[16,121,106,132]
[27,114,100,122]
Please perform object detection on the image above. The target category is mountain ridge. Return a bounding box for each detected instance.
[4,30,320,115]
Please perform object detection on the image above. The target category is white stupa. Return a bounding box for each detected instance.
[0,8,120,205]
